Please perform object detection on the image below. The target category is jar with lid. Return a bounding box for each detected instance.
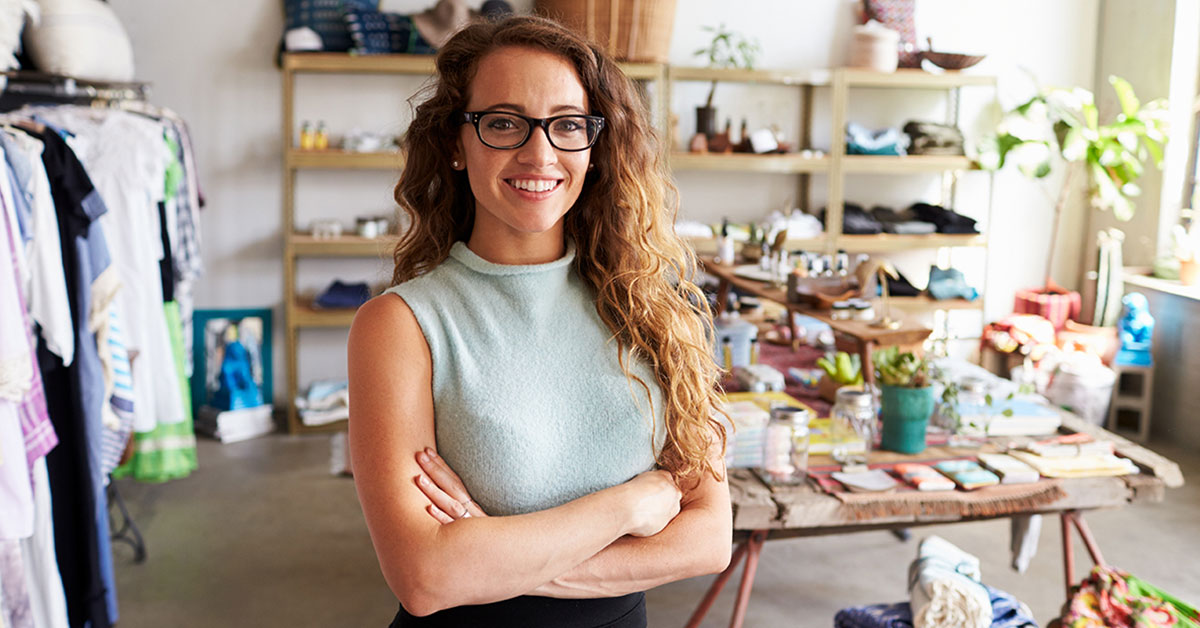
[849,298,875,321]
[762,406,811,485]
[831,388,876,466]
[831,301,852,320]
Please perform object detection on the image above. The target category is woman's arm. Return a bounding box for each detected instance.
[348,294,682,616]
[416,437,733,598]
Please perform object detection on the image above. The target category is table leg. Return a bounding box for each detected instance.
[728,529,767,628]
[860,341,876,389]
[1066,511,1106,568]
[684,541,750,628]
[1061,512,1075,599]
[715,277,732,316]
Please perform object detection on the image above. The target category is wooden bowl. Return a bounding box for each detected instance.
[921,51,985,71]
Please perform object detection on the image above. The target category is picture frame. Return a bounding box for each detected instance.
[191,308,273,413]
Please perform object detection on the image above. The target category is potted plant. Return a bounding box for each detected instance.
[816,351,863,403]
[873,346,934,454]
[692,23,760,139]
[977,76,1168,322]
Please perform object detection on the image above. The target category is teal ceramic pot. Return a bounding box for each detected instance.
[880,384,934,454]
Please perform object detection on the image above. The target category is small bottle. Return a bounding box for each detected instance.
[836,250,850,277]
[749,337,760,365]
[314,121,329,150]
[299,121,314,150]
[762,406,811,485]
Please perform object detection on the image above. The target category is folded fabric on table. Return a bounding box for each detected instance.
[834,585,1037,628]
[908,535,993,628]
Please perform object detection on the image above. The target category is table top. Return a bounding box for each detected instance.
[702,259,931,346]
[729,412,1183,539]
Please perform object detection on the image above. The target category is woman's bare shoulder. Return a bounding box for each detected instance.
[349,292,429,369]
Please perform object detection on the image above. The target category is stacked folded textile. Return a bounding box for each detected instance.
[953,399,1062,437]
[833,584,1037,628]
[1006,435,1136,478]
[195,404,275,443]
[295,379,350,426]
[908,536,992,628]
[720,400,769,468]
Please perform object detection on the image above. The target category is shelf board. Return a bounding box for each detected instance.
[841,154,977,173]
[839,68,996,89]
[283,52,435,74]
[292,301,358,328]
[286,149,404,170]
[290,234,396,257]
[687,235,827,255]
[670,152,829,173]
[888,296,983,311]
[835,233,986,252]
[669,66,831,86]
[617,62,665,80]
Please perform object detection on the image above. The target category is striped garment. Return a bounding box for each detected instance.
[99,307,135,478]
[2,172,58,474]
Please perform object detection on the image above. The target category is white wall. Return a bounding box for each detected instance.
[108,0,1103,404]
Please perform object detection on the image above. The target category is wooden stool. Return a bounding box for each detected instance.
[1106,363,1153,442]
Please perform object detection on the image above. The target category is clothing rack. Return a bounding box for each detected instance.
[0,71,151,111]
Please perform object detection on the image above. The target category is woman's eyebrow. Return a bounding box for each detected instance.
[476,103,588,115]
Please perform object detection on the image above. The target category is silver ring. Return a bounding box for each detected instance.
[460,500,473,518]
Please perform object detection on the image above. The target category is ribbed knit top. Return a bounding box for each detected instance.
[384,242,665,516]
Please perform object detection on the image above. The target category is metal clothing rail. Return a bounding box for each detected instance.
[0,71,151,110]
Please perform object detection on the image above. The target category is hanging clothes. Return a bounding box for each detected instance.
[29,125,117,628]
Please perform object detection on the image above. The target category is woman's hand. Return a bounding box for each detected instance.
[415,447,488,523]
[620,470,682,537]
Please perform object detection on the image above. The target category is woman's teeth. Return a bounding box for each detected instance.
[508,179,558,192]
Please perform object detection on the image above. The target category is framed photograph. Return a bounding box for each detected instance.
[191,308,273,412]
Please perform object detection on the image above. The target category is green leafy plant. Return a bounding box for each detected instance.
[693,24,761,108]
[816,351,863,385]
[977,75,1168,290]
[934,367,1014,435]
[872,346,930,388]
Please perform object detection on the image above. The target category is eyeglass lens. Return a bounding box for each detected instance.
[477,113,599,150]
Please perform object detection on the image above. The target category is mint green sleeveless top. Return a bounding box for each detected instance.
[384,242,665,516]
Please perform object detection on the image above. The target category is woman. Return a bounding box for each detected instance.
[347,15,730,627]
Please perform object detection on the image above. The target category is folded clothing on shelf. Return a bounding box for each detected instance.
[314,279,372,309]
[846,122,910,156]
[903,121,965,156]
[909,202,979,234]
[822,203,883,235]
[927,266,979,301]
[296,379,350,426]
[872,206,937,235]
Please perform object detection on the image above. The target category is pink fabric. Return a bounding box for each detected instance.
[865,0,920,68]
[1013,289,1081,331]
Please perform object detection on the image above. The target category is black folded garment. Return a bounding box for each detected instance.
[870,268,922,297]
[908,202,979,234]
[903,121,965,156]
[871,205,936,234]
[820,203,882,235]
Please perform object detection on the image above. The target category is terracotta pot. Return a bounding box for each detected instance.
[1180,258,1199,286]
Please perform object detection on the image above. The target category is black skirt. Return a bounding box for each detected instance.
[389,593,646,628]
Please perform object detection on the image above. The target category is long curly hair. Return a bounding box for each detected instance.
[391,16,725,483]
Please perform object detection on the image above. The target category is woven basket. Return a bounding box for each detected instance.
[535,0,676,63]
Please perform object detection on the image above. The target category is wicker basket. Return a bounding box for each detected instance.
[535,0,676,63]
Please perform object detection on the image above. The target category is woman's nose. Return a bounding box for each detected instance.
[516,125,557,167]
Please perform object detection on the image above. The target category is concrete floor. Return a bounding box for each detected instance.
[111,434,1198,627]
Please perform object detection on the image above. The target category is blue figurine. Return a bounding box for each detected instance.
[211,324,264,411]
[1115,292,1154,367]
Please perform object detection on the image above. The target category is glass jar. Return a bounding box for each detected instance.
[831,388,876,466]
[831,301,852,320]
[762,406,811,485]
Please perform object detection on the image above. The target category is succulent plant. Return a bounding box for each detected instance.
[872,346,930,388]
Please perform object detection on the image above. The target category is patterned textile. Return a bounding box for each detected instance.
[834,585,1037,628]
[98,307,134,478]
[1061,566,1199,628]
[864,0,919,67]
[0,539,34,628]
[344,8,435,55]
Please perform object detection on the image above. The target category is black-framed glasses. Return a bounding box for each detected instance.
[459,111,605,151]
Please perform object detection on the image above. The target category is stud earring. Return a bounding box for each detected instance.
[587,163,595,171]
[451,159,461,169]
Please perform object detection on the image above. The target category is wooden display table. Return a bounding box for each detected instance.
[703,259,931,386]
[687,411,1184,628]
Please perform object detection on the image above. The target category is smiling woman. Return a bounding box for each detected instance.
[347,15,731,628]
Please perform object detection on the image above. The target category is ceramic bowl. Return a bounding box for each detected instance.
[921,51,985,71]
